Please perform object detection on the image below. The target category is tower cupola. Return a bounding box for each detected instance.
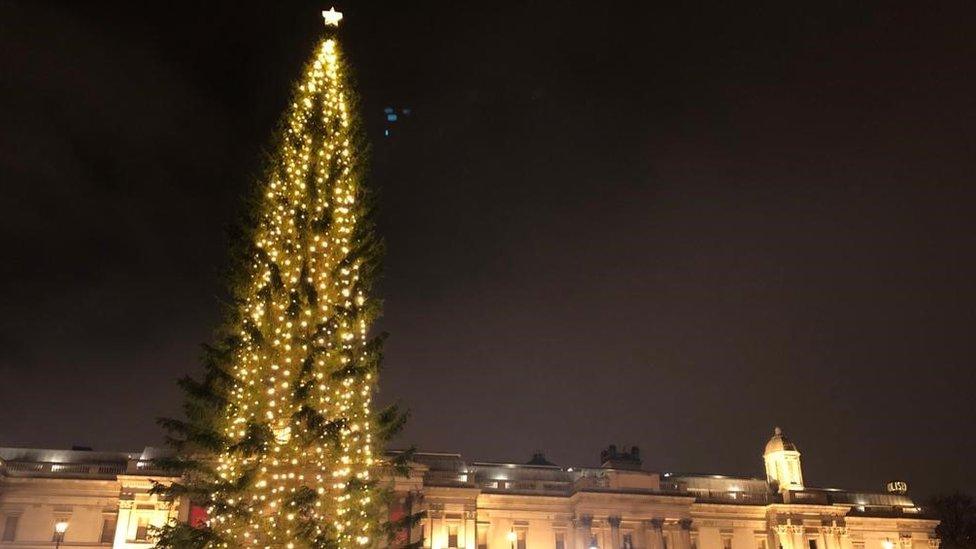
[763,426,804,492]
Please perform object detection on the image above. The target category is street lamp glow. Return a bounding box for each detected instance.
[507,530,518,543]
[54,521,69,549]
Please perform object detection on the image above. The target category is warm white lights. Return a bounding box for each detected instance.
[209,16,377,548]
[54,521,69,534]
[322,7,343,27]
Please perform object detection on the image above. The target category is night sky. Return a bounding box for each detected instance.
[2,1,975,498]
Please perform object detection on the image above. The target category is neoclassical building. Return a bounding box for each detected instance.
[0,428,938,549]
[0,447,180,548]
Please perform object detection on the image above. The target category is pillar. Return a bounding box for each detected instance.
[577,515,594,549]
[840,530,853,549]
[464,509,477,549]
[609,517,623,549]
[426,509,443,549]
[791,526,805,549]
[776,526,792,549]
[114,500,133,546]
[648,519,665,549]
[677,520,693,549]
[823,527,844,549]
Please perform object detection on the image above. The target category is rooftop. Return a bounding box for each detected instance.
[1,445,927,517]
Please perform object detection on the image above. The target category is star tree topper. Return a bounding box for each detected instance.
[322,7,343,27]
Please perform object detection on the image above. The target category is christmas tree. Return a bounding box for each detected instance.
[155,9,409,548]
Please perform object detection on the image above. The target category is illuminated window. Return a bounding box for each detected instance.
[517,529,527,549]
[135,517,149,541]
[101,516,117,543]
[2,516,18,542]
[448,525,458,548]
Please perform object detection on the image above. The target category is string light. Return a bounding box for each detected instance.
[209,22,377,548]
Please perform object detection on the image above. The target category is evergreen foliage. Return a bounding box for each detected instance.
[930,492,976,549]
[153,24,414,548]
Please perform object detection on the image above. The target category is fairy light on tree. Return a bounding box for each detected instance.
[153,8,408,548]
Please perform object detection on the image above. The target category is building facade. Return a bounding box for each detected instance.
[0,428,938,549]
[391,429,937,549]
[0,447,181,548]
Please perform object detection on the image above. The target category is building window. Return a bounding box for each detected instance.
[517,529,527,549]
[809,541,817,549]
[624,533,635,549]
[724,538,733,549]
[664,535,670,549]
[135,517,150,541]
[2,515,18,542]
[448,525,459,548]
[758,539,767,549]
[101,516,118,543]
[556,531,566,549]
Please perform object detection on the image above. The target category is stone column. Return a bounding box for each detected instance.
[839,531,855,549]
[791,526,805,549]
[901,534,915,549]
[648,519,666,549]
[677,520,693,549]
[426,508,443,549]
[577,515,594,549]
[819,528,831,549]
[793,524,807,549]
[776,526,792,549]
[823,526,844,549]
[635,521,648,549]
[609,517,623,549]
[819,529,832,549]
[464,509,477,549]
[114,500,133,546]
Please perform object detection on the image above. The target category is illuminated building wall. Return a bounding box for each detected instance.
[0,448,180,548]
[0,429,939,549]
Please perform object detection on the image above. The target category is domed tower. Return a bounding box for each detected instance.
[763,427,804,492]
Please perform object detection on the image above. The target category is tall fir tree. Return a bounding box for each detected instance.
[154,11,410,548]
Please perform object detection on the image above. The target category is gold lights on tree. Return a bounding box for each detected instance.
[153,8,394,549]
